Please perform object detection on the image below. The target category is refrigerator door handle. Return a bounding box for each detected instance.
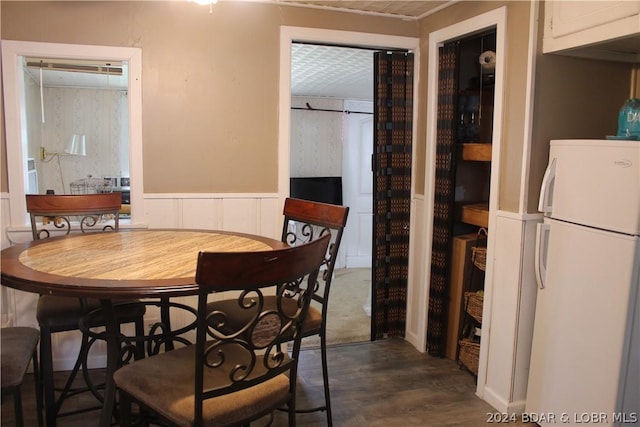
[538,157,557,214]
[535,222,550,290]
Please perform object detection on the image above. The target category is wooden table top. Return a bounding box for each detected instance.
[0,229,286,299]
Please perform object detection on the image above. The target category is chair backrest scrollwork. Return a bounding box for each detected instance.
[193,234,330,424]
[26,193,122,240]
[280,197,349,305]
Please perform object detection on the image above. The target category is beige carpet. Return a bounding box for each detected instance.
[301,267,371,348]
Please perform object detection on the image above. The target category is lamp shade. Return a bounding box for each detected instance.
[65,134,87,156]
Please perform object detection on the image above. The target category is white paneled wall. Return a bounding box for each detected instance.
[479,212,541,413]
[142,195,282,238]
[1,194,17,328]
[405,195,427,349]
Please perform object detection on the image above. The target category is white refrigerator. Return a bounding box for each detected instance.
[527,139,640,426]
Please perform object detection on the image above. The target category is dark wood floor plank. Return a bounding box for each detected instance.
[1,339,532,426]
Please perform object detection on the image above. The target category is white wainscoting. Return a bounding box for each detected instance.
[405,195,428,350]
[142,194,282,238]
[479,211,542,413]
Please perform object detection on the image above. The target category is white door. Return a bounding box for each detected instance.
[342,100,373,268]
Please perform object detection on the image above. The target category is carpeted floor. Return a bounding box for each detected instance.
[301,267,371,348]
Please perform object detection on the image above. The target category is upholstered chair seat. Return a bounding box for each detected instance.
[1,327,43,427]
[114,343,291,427]
[36,296,145,331]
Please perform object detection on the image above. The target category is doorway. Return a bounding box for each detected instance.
[428,29,496,361]
[282,28,420,346]
[290,43,374,345]
[424,7,506,385]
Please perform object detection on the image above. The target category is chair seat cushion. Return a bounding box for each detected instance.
[207,296,322,338]
[37,295,145,332]
[114,343,290,426]
[1,327,39,389]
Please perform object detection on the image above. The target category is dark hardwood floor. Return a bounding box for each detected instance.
[1,339,532,426]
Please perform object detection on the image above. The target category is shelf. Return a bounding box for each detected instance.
[458,203,489,228]
[461,143,492,161]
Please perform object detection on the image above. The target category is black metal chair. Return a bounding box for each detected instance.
[207,197,349,426]
[1,326,43,427]
[26,193,146,426]
[114,234,330,427]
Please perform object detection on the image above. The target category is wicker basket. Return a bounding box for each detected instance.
[471,246,487,271]
[464,291,484,323]
[458,338,480,375]
[471,227,488,271]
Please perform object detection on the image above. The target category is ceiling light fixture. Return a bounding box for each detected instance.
[189,0,218,13]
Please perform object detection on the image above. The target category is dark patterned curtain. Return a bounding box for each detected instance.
[372,51,414,340]
[427,42,459,356]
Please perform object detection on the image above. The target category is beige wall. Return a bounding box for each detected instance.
[1,1,416,194]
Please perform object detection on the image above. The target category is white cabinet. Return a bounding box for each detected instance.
[543,0,640,62]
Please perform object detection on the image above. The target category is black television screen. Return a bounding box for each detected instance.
[290,177,343,206]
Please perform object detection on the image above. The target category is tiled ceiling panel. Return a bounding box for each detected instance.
[291,43,374,100]
[278,0,450,19]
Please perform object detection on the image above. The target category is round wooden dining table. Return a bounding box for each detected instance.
[0,229,287,427]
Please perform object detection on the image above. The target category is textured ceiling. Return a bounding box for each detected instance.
[291,43,374,100]
[277,0,451,20]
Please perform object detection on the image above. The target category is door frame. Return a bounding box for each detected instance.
[278,26,420,343]
[423,7,507,394]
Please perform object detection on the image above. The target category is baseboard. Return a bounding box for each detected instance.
[482,386,526,414]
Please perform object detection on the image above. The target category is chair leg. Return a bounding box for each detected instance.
[288,392,297,427]
[13,385,24,427]
[33,348,44,427]
[134,315,146,359]
[319,331,333,427]
[40,325,102,426]
[38,324,57,427]
[160,297,174,351]
[118,390,133,427]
